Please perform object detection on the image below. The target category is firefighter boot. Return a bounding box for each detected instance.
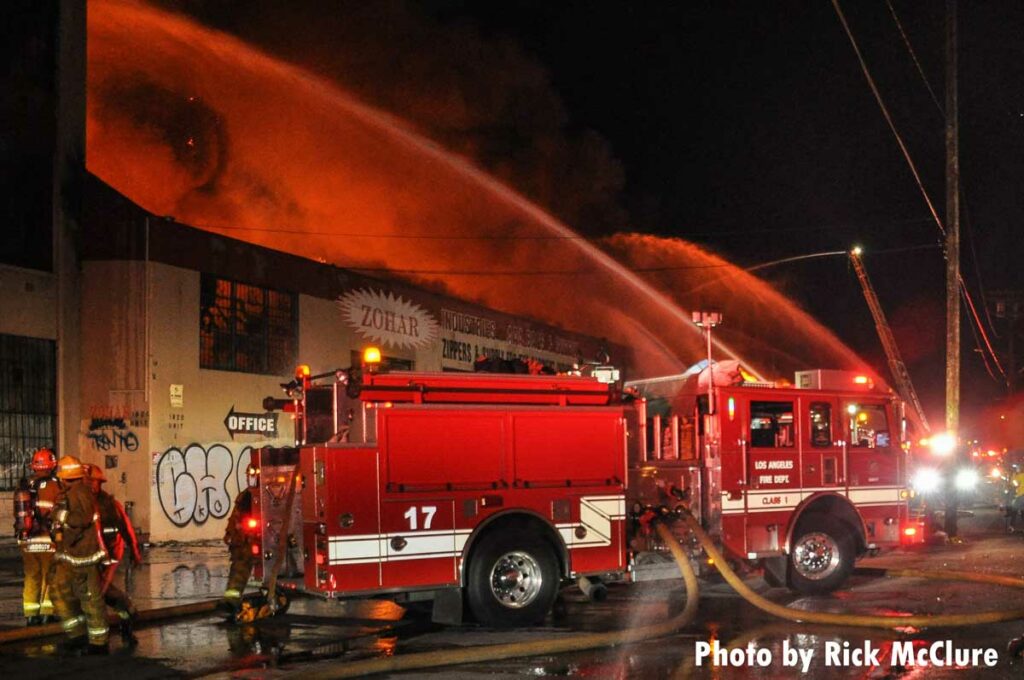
[119,614,138,646]
[87,642,109,655]
[57,635,87,657]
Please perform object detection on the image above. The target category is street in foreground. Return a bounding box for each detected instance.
[1,507,1022,679]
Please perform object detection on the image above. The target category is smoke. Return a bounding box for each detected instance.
[150,0,628,235]
[87,0,865,379]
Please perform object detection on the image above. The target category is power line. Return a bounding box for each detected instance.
[346,244,936,277]
[831,0,946,238]
[205,217,934,241]
[884,0,944,115]
[884,0,1004,352]
[832,0,1005,381]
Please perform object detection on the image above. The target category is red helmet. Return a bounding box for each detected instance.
[31,448,57,473]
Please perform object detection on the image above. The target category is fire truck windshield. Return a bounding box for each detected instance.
[846,403,890,448]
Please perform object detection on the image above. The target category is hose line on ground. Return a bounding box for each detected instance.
[679,510,1024,628]
[286,522,699,680]
[0,600,220,645]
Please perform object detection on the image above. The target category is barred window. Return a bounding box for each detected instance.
[200,275,296,375]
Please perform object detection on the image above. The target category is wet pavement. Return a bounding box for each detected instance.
[1,509,1023,678]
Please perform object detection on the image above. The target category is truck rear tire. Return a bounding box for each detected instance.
[466,529,560,627]
[787,514,855,595]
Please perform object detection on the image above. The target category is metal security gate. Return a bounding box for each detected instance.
[0,334,56,490]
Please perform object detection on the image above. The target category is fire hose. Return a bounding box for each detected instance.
[678,510,1024,628]
[284,522,700,680]
[287,510,1024,679]
[0,599,221,645]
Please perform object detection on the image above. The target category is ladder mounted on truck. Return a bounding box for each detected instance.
[849,247,930,434]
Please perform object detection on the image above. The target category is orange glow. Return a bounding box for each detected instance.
[86,0,869,380]
[296,364,311,378]
[853,375,869,384]
[903,527,917,537]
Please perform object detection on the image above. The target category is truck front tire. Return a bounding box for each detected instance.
[787,514,855,595]
[466,529,560,627]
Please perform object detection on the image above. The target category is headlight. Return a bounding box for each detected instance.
[955,468,979,491]
[911,467,942,494]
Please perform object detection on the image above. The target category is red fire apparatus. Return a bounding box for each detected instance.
[246,352,921,627]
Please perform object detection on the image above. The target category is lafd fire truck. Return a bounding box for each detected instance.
[246,352,922,627]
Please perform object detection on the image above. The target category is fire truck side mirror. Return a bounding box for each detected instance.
[263,397,293,412]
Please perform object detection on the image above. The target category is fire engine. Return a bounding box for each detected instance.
[245,350,922,627]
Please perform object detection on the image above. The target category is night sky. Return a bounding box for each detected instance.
[161,1,1023,430]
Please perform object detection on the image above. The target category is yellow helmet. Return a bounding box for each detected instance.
[56,455,85,480]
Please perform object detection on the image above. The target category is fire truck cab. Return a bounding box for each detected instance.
[248,354,920,627]
[628,366,922,594]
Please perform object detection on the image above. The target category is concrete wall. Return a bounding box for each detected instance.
[78,260,149,534]
[79,249,604,542]
[146,262,293,541]
[0,267,58,341]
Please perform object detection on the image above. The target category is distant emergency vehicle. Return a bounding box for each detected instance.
[244,352,922,626]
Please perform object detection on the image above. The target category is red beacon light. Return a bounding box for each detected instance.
[245,517,259,531]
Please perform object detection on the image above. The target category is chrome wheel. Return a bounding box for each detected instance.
[792,531,841,581]
[489,550,543,609]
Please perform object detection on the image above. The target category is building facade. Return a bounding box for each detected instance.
[0,1,625,542]
[78,179,623,541]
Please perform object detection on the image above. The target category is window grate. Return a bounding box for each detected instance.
[0,334,56,490]
[200,275,297,375]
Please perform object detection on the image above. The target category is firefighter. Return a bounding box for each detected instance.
[222,483,256,617]
[86,464,141,644]
[13,447,60,626]
[1010,463,1024,532]
[51,455,109,655]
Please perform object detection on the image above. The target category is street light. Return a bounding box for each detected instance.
[692,311,722,414]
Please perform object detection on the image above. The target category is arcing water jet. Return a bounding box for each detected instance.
[87,0,865,379]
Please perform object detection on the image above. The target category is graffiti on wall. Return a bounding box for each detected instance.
[155,444,253,527]
[86,417,140,452]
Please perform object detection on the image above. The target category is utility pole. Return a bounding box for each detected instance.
[943,0,962,539]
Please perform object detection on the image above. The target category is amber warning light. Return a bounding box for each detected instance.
[363,346,382,372]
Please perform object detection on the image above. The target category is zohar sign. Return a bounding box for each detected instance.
[338,288,439,350]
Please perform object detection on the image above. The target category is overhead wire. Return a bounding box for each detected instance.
[344,244,936,277]
[832,0,1005,380]
[883,0,1004,349]
[205,216,933,241]
[829,0,946,238]
[884,0,944,115]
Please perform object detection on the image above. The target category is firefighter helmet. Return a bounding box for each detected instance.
[31,448,57,473]
[55,455,85,480]
[87,464,107,483]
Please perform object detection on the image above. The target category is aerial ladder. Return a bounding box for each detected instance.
[849,247,931,435]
